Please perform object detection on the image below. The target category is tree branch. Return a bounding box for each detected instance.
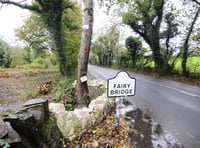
[62,4,74,10]
[192,0,200,5]
[0,0,41,12]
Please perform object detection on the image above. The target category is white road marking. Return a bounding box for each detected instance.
[138,78,200,98]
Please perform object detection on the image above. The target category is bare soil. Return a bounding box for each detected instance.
[0,68,60,115]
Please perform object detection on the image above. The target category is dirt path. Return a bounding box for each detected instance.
[0,69,60,115]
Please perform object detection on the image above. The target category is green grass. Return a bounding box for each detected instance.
[22,90,39,100]
[174,57,200,73]
[145,56,200,74]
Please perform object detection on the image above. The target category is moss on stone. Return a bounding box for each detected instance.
[42,114,63,147]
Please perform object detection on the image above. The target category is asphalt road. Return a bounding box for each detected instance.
[88,65,200,148]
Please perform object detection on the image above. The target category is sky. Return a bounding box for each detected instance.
[0,1,132,46]
[0,2,108,44]
[0,3,30,45]
[0,0,190,46]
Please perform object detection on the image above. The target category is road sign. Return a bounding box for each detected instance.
[107,71,136,97]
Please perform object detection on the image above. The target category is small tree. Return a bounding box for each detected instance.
[125,36,142,67]
[0,40,5,66]
[160,12,178,61]
[16,13,52,59]
[0,38,12,68]
[91,26,120,66]
[117,49,132,68]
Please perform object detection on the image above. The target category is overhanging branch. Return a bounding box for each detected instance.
[192,0,200,5]
[0,0,41,12]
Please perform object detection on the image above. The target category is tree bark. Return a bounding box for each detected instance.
[146,28,165,73]
[53,25,68,76]
[77,0,93,107]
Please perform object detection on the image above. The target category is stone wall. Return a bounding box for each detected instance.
[49,79,115,139]
[0,79,113,147]
[49,93,115,139]
[0,79,183,147]
[0,99,63,148]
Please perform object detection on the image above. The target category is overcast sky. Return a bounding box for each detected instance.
[0,1,132,46]
[0,2,112,43]
[0,4,30,44]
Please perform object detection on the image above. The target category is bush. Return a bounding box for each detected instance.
[187,57,200,73]
[52,77,77,111]
[34,57,52,68]
[21,57,53,69]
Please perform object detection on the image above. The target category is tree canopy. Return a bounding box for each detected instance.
[121,0,168,73]
[91,26,121,66]
[1,0,77,76]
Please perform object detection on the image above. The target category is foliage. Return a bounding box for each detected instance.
[15,13,53,59]
[91,26,121,66]
[144,56,200,75]
[120,0,171,73]
[90,27,148,70]
[160,12,179,62]
[33,0,75,76]
[15,2,82,75]
[174,57,200,74]
[117,49,132,68]
[62,3,82,75]
[1,0,78,76]
[0,39,6,66]
[96,0,200,76]
[125,36,142,67]
[89,51,99,65]
[0,41,40,68]
[52,77,77,111]
[42,116,63,146]
[0,38,12,68]
[181,7,200,77]
[29,57,53,69]
[163,0,200,76]
[193,27,200,48]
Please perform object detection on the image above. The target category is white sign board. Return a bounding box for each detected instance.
[80,75,88,83]
[107,71,136,97]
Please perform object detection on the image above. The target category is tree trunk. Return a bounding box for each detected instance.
[149,29,165,73]
[53,19,68,76]
[182,8,200,77]
[77,0,93,107]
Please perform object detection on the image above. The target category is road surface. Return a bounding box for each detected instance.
[88,65,200,148]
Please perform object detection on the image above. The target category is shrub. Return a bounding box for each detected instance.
[52,77,77,111]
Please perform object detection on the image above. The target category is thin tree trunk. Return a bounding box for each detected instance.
[77,0,93,107]
[182,8,200,77]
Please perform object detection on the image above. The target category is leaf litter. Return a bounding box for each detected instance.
[64,111,133,148]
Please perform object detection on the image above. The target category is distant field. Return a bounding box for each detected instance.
[146,56,200,73]
[175,57,200,73]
